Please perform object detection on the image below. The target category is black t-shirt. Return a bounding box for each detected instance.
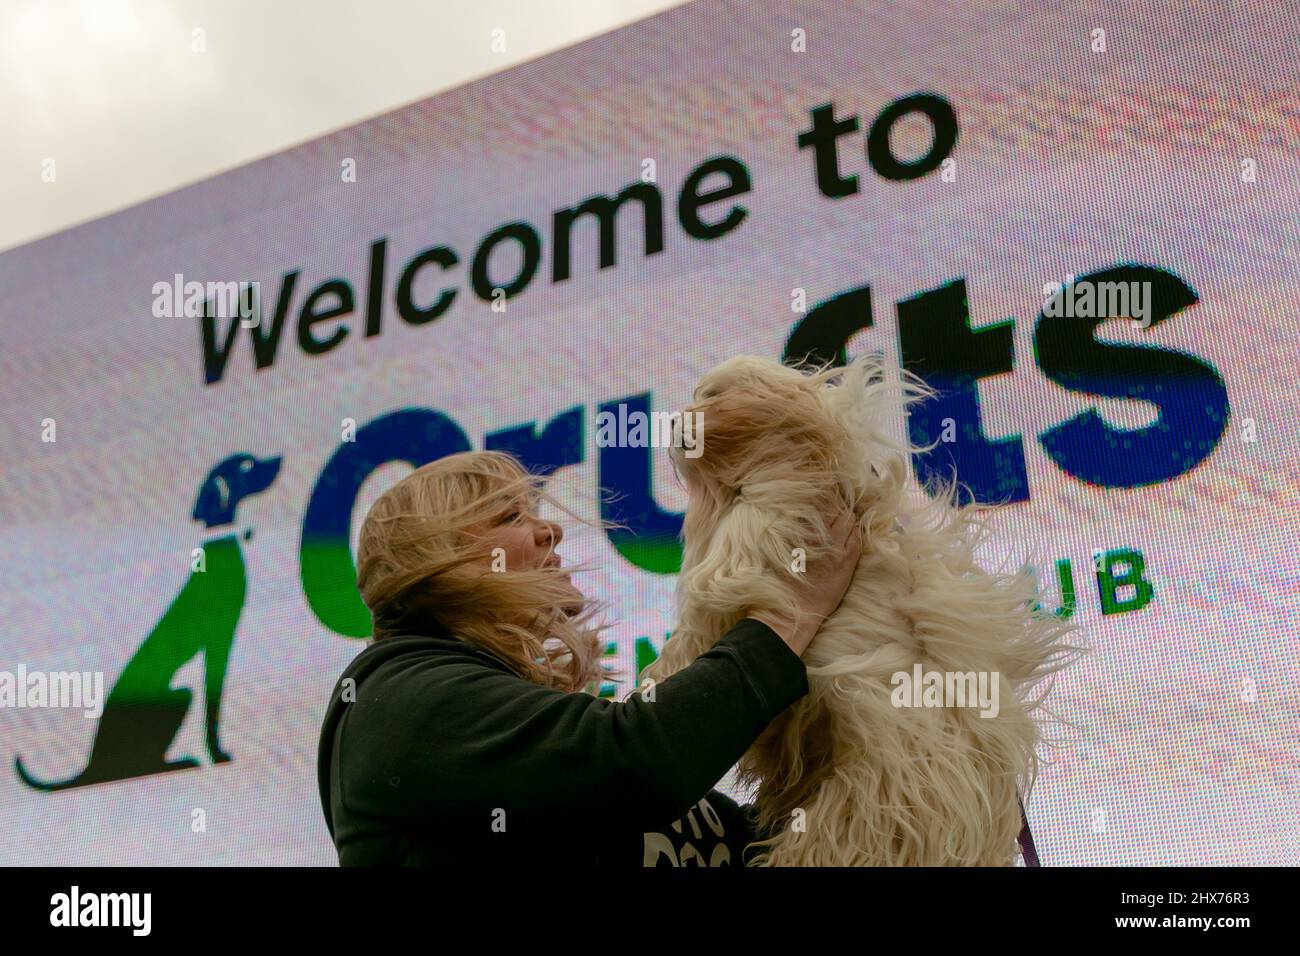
[317,617,807,866]
[638,786,765,867]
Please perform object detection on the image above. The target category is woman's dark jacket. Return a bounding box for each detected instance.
[317,617,808,866]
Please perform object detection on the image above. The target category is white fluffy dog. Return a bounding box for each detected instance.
[646,353,1083,866]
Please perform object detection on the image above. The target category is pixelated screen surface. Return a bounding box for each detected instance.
[1,0,1297,864]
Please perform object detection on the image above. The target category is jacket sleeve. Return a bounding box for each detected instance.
[336,618,807,836]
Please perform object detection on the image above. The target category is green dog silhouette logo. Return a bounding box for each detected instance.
[16,453,282,791]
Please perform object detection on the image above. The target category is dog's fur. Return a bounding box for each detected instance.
[645,354,1083,866]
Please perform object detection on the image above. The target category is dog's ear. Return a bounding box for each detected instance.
[672,358,843,496]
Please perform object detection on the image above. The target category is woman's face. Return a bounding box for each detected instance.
[467,492,584,617]
[468,492,573,579]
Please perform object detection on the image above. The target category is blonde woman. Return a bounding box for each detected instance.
[317,450,861,866]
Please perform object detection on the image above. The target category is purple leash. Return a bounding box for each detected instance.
[1017,797,1041,867]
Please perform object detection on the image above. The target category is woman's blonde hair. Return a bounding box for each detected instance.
[356,450,610,692]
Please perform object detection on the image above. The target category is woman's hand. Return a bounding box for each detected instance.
[745,506,863,657]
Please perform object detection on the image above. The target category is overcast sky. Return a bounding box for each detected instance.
[2,0,688,252]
